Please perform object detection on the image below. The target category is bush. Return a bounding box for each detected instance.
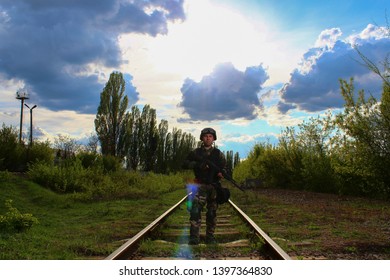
[301,152,336,193]
[102,155,122,173]
[233,143,271,185]
[26,141,54,166]
[0,124,24,171]
[28,156,187,201]
[77,152,102,169]
[137,172,186,195]
[28,159,88,193]
[260,147,298,188]
[0,200,39,232]
[74,171,186,201]
[0,170,12,182]
[233,159,254,184]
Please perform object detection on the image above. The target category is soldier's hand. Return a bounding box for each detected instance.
[217,172,223,178]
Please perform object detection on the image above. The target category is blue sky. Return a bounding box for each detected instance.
[0,0,389,158]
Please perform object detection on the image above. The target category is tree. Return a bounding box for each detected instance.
[164,131,173,172]
[54,134,80,159]
[225,150,233,175]
[172,129,196,172]
[95,72,128,158]
[233,152,240,168]
[124,105,140,170]
[139,105,158,171]
[335,78,390,195]
[156,119,169,172]
[331,18,390,196]
[85,133,99,154]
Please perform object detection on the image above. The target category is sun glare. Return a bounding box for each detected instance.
[145,0,270,81]
[118,0,303,115]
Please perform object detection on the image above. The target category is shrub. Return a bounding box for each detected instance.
[0,170,12,182]
[259,147,298,188]
[26,140,54,166]
[28,157,188,201]
[136,172,186,195]
[301,152,336,193]
[232,159,253,184]
[28,159,88,193]
[102,155,122,173]
[0,200,39,232]
[77,152,102,169]
[0,124,24,171]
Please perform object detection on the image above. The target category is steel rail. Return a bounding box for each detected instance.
[106,194,291,260]
[228,199,291,260]
[105,194,189,260]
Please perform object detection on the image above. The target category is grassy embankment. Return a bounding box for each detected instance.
[0,171,188,259]
[1,171,389,260]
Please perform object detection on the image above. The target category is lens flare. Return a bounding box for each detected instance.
[174,226,193,259]
[186,183,198,212]
[169,182,200,259]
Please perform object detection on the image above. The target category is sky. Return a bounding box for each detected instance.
[0,0,389,159]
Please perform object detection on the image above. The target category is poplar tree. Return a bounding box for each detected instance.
[95,72,128,158]
[233,152,240,168]
[123,105,140,170]
[156,119,169,172]
[139,105,158,171]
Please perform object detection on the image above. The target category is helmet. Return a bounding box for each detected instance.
[200,127,217,140]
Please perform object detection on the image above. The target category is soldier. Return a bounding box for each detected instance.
[183,127,227,245]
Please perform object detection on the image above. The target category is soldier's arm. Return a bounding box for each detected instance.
[182,150,201,169]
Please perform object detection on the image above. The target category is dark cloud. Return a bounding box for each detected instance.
[178,62,269,121]
[279,26,389,113]
[0,0,185,113]
[277,100,296,114]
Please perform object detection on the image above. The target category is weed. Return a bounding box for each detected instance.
[345,246,357,253]
[307,224,321,230]
[0,171,12,182]
[0,200,39,232]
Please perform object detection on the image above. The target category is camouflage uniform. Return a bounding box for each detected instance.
[183,145,227,244]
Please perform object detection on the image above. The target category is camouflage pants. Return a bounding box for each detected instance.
[189,184,218,242]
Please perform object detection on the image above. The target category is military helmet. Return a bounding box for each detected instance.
[200,127,217,140]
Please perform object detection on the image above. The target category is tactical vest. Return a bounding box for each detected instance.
[193,147,223,184]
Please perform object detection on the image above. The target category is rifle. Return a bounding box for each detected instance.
[204,159,245,192]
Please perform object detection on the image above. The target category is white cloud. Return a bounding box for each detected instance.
[279,24,389,113]
[347,24,389,45]
[224,132,278,144]
[263,105,304,127]
[315,28,343,48]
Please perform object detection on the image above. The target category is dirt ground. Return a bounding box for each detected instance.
[251,188,390,260]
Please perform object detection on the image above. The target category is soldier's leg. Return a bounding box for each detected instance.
[189,185,207,245]
[205,184,218,244]
[189,209,201,245]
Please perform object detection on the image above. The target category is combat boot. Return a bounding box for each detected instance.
[205,234,217,244]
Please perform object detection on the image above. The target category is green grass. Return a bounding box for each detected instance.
[2,171,389,260]
[0,171,188,259]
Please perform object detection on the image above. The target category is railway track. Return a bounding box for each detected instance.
[106,195,291,260]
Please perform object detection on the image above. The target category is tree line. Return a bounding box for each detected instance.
[234,55,390,198]
[94,72,240,174]
[0,71,240,175]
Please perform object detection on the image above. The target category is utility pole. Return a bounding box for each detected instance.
[16,90,29,143]
[25,104,37,146]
